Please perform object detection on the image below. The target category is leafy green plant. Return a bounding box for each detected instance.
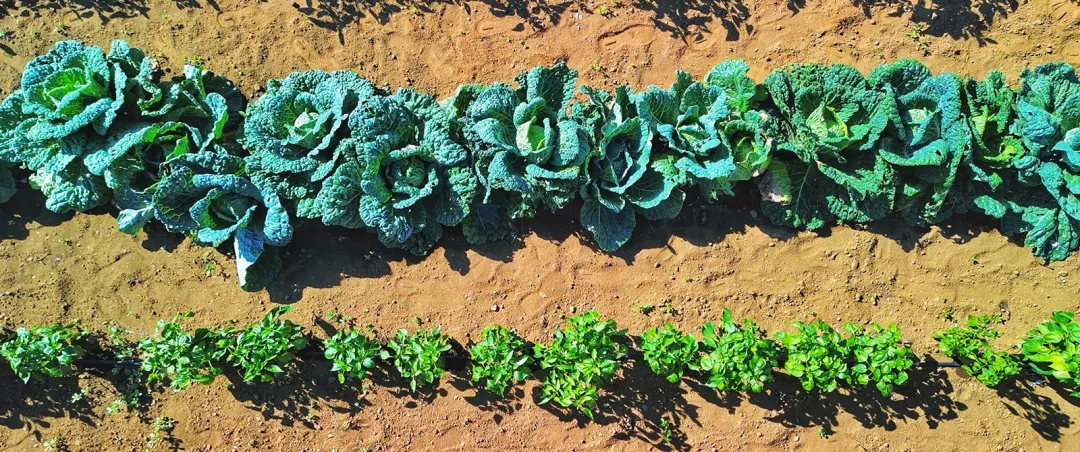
[934,314,1019,387]
[469,325,533,394]
[1,40,155,214]
[226,306,307,383]
[640,324,699,383]
[381,327,452,392]
[42,436,68,452]
[242,69,374,209]
[152,152,293,291]
[460,63,588,241]
[1,323,85,382]
[775,320,851,392]
[308,90,477,255]
[695,309,780,392]
[659,416,675,445]
[323,328,381,384]
[138,313,232,391]
[1022,311,1080,396]
[84,65,244,235]
[534,311,626,419]
[868,59,969,226]
[145,416,177,451]
[844,323,915,396]
[759,63,895,230]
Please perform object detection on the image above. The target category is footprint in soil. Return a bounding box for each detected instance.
[216,8,244,27]
[291,38,320,69]
[598,24,658,51]
[471,18,529,39]
[596,24,661,83]
[217,5,273,29]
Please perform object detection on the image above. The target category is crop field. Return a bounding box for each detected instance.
[2,0,1080,450]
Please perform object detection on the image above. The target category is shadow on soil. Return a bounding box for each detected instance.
[522,362,1075,449]
[0,376,96,432]
[0,0,1029,49]
[290,0,753,44]
[787,0,1019,45]
[223,361,377,428]
[264,193,750,303]
[0,0,225,20]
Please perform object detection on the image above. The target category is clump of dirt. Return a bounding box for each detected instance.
[2,0,1080,450]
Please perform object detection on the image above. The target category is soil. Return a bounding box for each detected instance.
[2,0,1080,450]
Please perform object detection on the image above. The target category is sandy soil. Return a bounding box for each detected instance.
[2,0,1080,450]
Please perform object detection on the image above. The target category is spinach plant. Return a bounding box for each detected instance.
[227,306,307,383]
[844,323,914,396]
[138,313,232,391]
[470,325,533,395]
[323,328,381,384]
[640,324,699,383]
[1022,311,1080,396]
[695,309,780,393]
[534,311,626,419]
[934,314,1019,387]
[1,323,85,382]
[381,327,452,392]
[775,320,851,392]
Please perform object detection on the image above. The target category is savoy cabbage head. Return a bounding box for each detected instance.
[634,65,769,202]
[960,64,1080,262]
[869,59,971,226]
[462,62,590,228]
[152,152,293,291]
[697,59,775,198]
[574,85,672,252]
[964,71,1025,190]
[758,63,895,230]
[242,70,375,211]
[83,65,245,233]
[308,90,478,255]
[0,95,22,203]
[988,64,1080,261]
[3,40,157,213]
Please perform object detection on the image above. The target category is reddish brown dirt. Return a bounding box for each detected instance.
[2,0,1080,450]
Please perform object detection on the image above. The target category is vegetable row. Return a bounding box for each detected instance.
[3,40,1080,291]
[3,307,1078,419]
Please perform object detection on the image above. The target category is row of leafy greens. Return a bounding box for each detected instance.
[4,41,1080,291]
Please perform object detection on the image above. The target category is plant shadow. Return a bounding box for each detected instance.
[0,0,150,23]
[996,378,1073,441]
[0,0,227,19]
[0,184,74,242]
[223,358,373,428]
[0,375,97,431]
[287,0,752,44]
[787,0,1017,44]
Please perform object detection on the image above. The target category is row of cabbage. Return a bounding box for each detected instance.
[2,40,1079,291]
[3,308,1077,420]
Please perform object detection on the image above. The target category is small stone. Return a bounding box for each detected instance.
[491,304,499,312]
[794,435,800,442]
